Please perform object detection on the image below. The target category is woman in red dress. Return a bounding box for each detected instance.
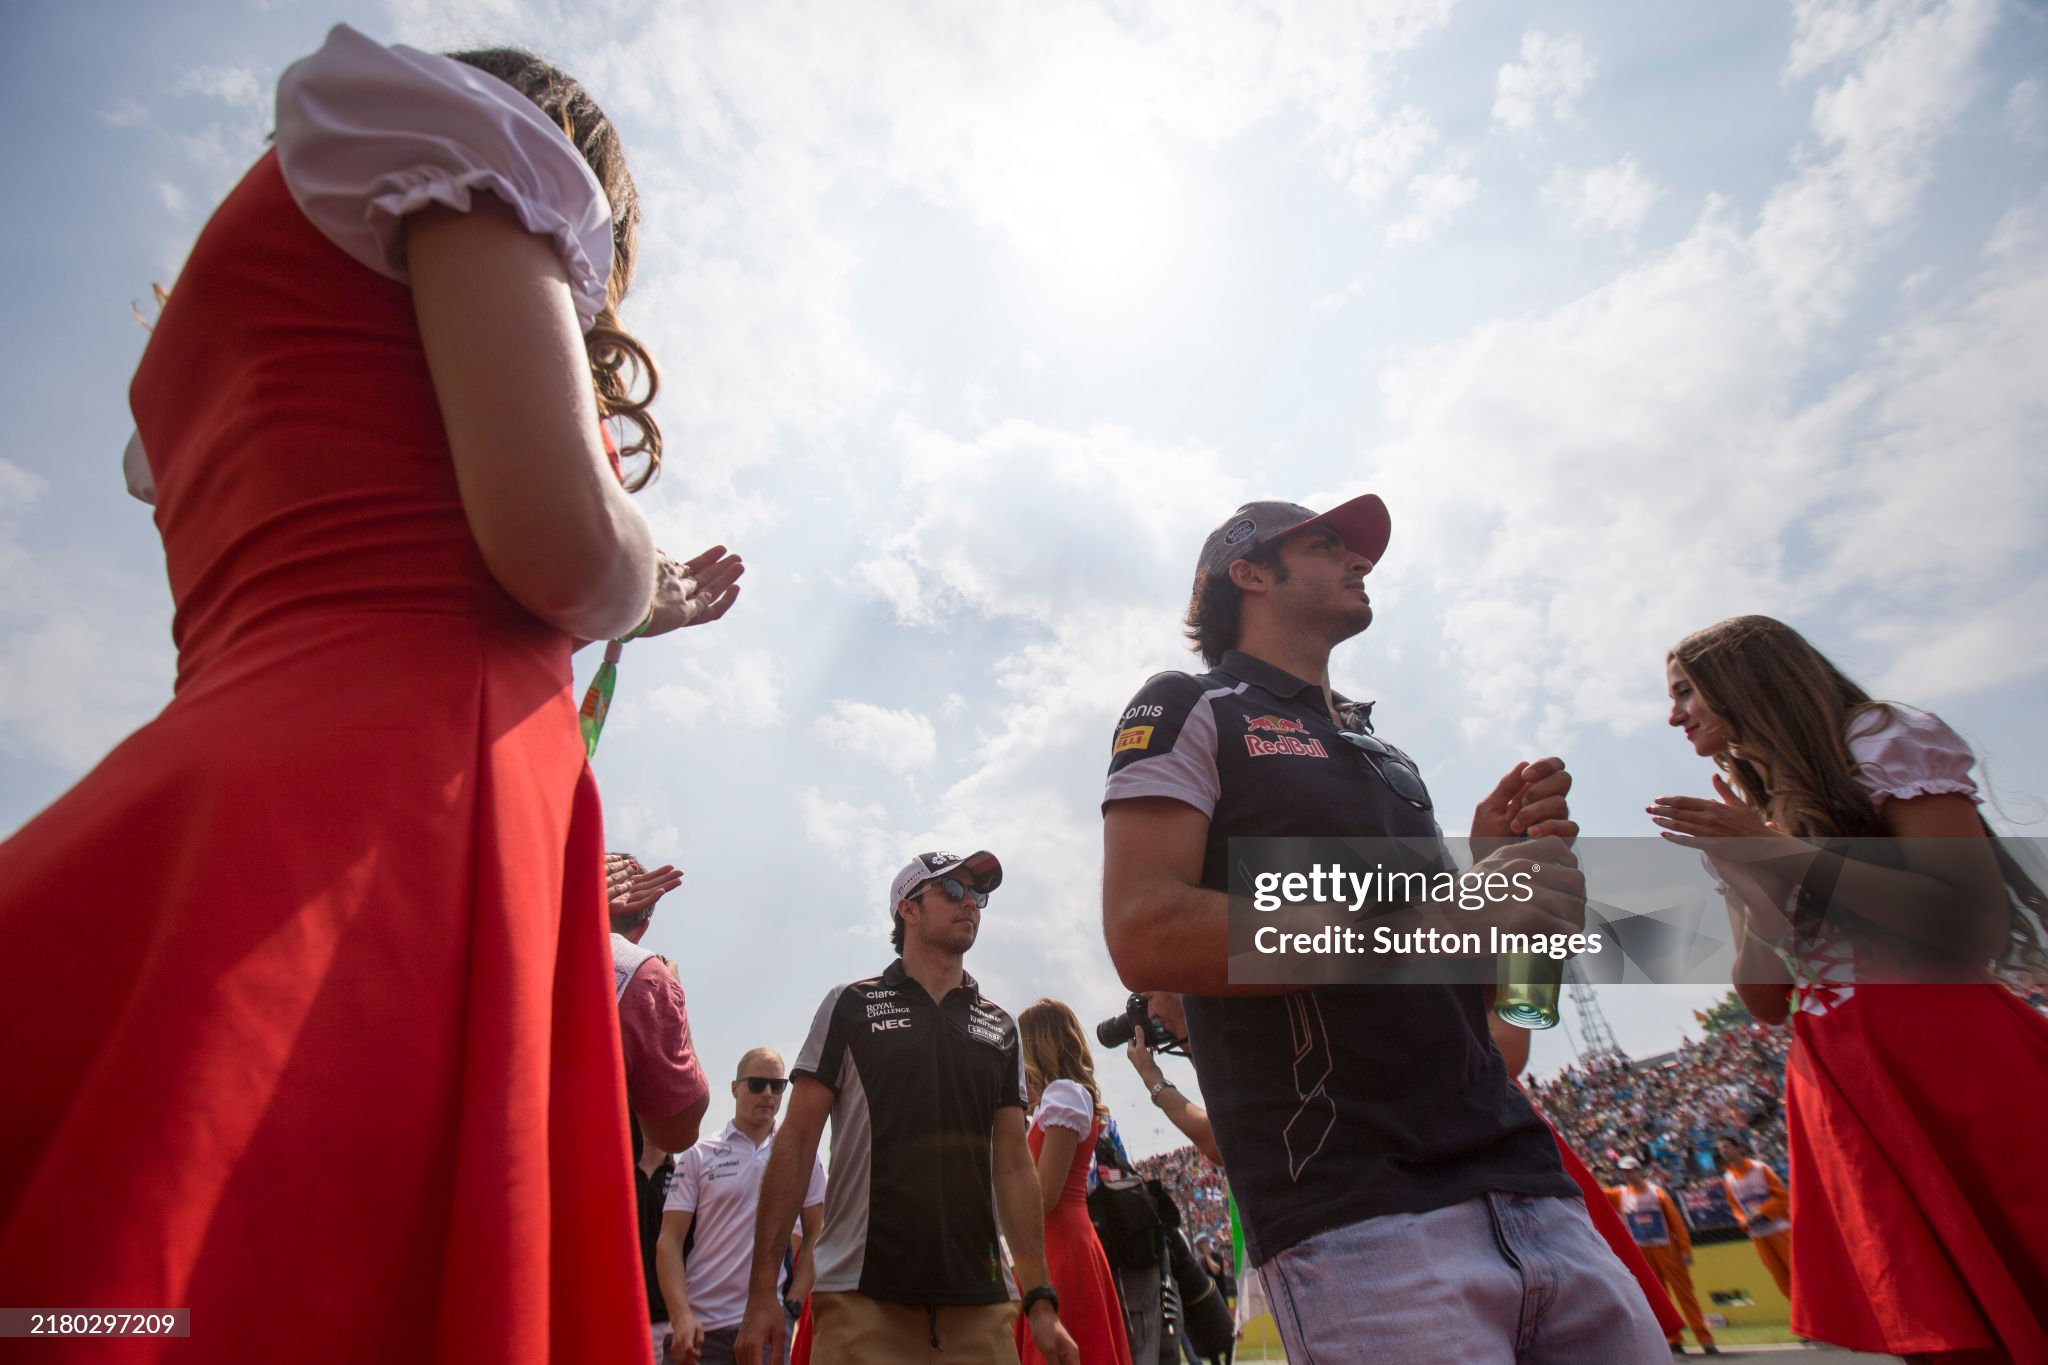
[1016,1000,1134,1365]
[1653,615,2048,1364]
[0,26,726,1362]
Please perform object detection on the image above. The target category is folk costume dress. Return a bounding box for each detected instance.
[1017,1081,1132,1365]
[0,27,648,1362]
[1767,707,2048,1361]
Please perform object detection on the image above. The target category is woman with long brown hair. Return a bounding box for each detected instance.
[1016,999,1134,1365]
[1652,614,2048,1363]
[0,25,735,1362]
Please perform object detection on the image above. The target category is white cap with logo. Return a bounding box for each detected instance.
[887,850,1003,915]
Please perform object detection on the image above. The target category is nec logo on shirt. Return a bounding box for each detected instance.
[871,1017,912,1033]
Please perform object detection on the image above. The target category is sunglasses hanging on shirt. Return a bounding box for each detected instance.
[1336,730,1432,811]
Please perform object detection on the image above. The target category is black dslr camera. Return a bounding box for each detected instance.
[1095,993,1185,1054]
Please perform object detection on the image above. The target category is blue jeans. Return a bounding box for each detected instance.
[1258,1193,1669,1364]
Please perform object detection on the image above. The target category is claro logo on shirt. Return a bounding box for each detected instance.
[1113,725,1154,754]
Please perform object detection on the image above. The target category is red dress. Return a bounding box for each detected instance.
[0,149,647,1361]
[1782,979,2048,1360]
[1017,1110,1132,1365]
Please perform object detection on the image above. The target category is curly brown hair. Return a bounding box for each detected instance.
[447,46,664,490]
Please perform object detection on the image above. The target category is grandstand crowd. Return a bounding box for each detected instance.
[1527,1025,1792,1231]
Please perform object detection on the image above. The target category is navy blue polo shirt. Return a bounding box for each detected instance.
[1104,649,1572,1264]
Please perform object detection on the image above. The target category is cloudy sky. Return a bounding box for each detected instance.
[4,0,2045,1156]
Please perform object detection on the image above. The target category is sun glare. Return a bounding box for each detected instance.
[995,116,1183,303]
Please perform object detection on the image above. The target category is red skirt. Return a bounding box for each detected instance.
[1786,982,2048,1360]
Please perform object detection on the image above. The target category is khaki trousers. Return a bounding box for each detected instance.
[810,1290,1018,1364]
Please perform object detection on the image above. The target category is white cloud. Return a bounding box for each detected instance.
[1386,167,1479,245]
[1493,29,1595,132]
[1543,158,1660,239]
[643,647,786,729]
[848,415,1243,636]
[99,99,148,128]
[1808,187,2048,601]
[1324,104,1438,205]
[1361,0,2027,747]
[816,700,938,773]
[155,182,189,218]
[1755,0,1996,334]
[2009,78,2045,146]
[177,66,266,109]
[378,0,1465,488]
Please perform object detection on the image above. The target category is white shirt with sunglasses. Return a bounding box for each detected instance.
[663,1118,827,1331]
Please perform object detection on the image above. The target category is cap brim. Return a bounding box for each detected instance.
[1294,493,1390,564]
[956,850,1002,893]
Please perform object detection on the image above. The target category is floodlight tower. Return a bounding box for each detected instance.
[1565,963,1624,1064]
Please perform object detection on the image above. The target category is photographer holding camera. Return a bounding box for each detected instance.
[1104,992,1218,1166]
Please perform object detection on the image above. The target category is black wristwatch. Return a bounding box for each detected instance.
[1020,1284,1060,1317]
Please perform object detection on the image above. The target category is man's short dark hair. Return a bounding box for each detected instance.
[890,906,906,953]
[1184,540,1287,667]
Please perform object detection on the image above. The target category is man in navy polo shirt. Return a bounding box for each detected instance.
[735,851,1079,1365]
[1101,496,1667,1361]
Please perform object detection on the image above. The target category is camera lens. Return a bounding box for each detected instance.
[1096,1012,1139,1049]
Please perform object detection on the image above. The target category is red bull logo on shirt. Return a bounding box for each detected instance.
[1243,715,1324,757]
[1245,734,1328,758]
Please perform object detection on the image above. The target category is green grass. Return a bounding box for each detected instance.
[1222,1320,1802,1360]
[1708,1322,1802,1346]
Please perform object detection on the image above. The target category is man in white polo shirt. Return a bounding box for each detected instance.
[657,1048,826,1365]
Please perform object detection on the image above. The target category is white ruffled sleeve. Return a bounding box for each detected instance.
[123,431,155,505]
[1035,1079,1094,1136]
[1846,706,1980,810]
[273,24,613,332]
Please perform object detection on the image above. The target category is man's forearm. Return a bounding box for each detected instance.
[994,1135,1051,1290]
[655,1231,692,1325]
[1154,1087,1221,1165]
[746,1141,808,1296]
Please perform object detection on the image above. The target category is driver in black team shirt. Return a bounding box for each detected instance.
[1101,496,1667,1362]
[735,851,1079,1365]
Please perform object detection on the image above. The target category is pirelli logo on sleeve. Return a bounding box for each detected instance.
[1113,725,1155,754]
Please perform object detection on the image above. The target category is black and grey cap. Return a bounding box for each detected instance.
[1194,495,1392,585]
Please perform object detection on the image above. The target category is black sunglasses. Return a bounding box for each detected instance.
[1336,730,1432,811]
[741,1077,789,1095]
[917,876,990,909]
